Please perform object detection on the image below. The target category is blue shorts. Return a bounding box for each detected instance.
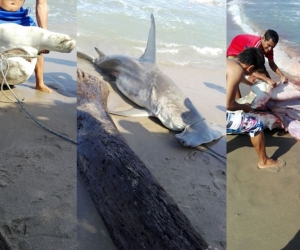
[227,112,264,137]
[0,7,36,26]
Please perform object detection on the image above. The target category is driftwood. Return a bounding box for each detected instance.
[77,68,209,250]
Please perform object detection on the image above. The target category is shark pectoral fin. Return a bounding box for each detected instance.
[109,108,153,117]
[175,120,223,147]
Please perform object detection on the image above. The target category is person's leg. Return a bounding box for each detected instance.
[250,132,282,168]
[238,115,285,169]
[34,54,52,93]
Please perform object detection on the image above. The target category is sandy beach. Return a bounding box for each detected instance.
[227,9,300,250]
[0,50,77,249]
[77,50,226,249]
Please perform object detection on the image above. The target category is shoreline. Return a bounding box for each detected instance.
[227,1,299,83]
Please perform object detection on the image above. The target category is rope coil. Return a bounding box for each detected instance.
[0,52,77,145]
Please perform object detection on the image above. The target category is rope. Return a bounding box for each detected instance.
[0,53,38,59]
[0,53,77,145]
[197,144,226,164]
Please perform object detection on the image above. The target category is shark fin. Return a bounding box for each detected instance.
[139,14,156,64]
[94,47,106,58]
[109,108,152,117]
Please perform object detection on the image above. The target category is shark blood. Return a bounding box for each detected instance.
[238,80,300,139]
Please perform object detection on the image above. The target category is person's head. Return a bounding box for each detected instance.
[237,47,265,75]
[0,0,25,12]
[261,29,279,53]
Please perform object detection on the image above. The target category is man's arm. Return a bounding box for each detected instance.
[268,60,288,83]
[36,0,48,29]
[252,71,277,88]
[226,63,253,112]
[240,76,255,86]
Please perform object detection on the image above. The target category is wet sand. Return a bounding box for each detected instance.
[77,49,226,249]
[227,9,300,250]
[0,50,77,249]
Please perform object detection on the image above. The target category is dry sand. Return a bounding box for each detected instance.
[77,51,226,249]
[0,50,77,249]
[227,10,300,250]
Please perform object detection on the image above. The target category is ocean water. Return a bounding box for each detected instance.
[228,0,300,79]
[24,0,76,36]
[77,0,226,69]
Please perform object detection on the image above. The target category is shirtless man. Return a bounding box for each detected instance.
[0,0,52,93]
[227,47,285,170]
[227,30,288,99]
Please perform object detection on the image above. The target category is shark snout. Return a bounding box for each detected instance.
[48,34,76,53]
[59,37,76,52]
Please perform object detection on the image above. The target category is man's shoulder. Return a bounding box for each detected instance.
[227,58,239,66]
[232,34,260,43]
[227,59,244,75]
[233,34,258,39]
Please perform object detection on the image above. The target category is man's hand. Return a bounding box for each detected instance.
[266,78,277,88]
[243,103,253,113]
[280,75,288,84]
[38,50,50,55]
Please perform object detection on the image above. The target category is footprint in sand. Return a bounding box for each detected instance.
[184,151,198,161]
[0,169,12,188]
[210,169,226,191]
[196,184,217,197]
[1,221,32,250]
[210,169,226,179]
[10,217,33,237]
[184,151,210,164]
[213,179,226,191]
[34,147,54,159]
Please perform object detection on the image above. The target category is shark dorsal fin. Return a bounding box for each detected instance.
[139,14,156,64]
[94,47,106,58]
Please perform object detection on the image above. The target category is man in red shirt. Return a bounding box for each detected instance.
[227,29,288,99]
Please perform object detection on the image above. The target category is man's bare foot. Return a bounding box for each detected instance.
[257,158,286,172]
[35,84,53,93]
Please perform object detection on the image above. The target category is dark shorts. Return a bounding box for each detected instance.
[227,112,264,137]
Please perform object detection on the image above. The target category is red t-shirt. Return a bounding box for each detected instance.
[227,34,274,61]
